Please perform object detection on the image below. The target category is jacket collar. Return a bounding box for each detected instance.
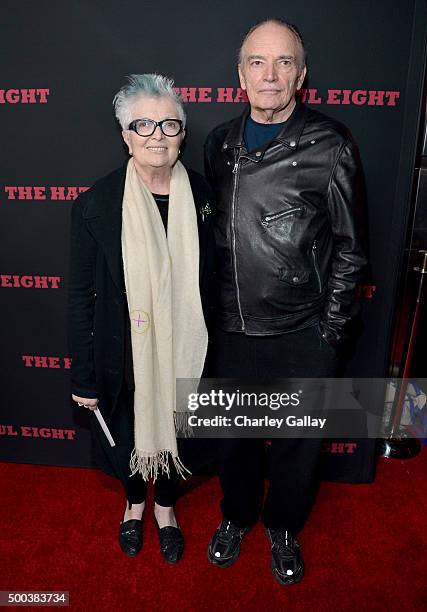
[222,99,308,152]
[82,164,127,221]
[221,107,250,150]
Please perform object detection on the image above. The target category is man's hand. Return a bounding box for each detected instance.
[71,394,99,411]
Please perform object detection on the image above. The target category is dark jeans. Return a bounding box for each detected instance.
[210,323,338,533]
[93,386,178,507]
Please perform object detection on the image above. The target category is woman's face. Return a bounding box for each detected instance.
[122,96,184,174]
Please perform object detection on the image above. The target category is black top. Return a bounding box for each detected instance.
[152,192,169,233]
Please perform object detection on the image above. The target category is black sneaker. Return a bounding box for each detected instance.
[207,519,249,568]
[266,528,304,585]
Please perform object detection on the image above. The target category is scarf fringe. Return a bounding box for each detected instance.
[130,447,191,482]
[174,410,194,438]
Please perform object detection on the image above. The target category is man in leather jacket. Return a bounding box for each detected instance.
[204,19,367,585]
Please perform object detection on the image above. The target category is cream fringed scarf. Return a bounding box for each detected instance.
[121,158,208,481]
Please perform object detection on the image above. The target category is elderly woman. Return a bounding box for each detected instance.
[68,74,214,563]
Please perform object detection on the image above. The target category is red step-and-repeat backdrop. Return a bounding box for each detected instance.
[1,0,425,481]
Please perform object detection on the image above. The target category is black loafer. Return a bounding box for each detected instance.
[266,528,304,585]
[207,519,249,568]
[155,522,184,564]
[119,519,143,557]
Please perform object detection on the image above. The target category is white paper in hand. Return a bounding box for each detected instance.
[94,407,115,447]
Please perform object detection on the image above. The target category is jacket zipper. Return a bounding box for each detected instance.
[263,206,304,225]
[231,149,245,331]
[311,240,322,292]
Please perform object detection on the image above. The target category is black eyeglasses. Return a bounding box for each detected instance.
[128,118,184,137]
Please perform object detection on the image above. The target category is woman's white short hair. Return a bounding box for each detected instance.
[113,73,186,130]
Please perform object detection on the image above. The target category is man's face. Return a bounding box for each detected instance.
[238,23,306,123]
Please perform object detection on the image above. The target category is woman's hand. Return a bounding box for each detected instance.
[72,394,99,411]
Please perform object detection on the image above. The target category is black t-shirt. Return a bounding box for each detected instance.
[244,115,286,152]
[243,102,299,152]
[152,192,169,232]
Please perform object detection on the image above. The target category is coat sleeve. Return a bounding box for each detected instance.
[67,193,98,397]
[320,139,368,348]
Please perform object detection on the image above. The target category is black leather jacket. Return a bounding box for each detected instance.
[204,102,367,348]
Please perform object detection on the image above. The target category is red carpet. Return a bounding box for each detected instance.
[1,450,426,611]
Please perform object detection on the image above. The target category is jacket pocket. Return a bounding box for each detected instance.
[262,205,305,226]
[278,269,311,285]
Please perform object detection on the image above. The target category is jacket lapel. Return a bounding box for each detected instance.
[188,168,213,285]
[197,210,206,283]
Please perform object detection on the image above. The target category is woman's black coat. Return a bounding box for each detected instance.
[68,163,215,422]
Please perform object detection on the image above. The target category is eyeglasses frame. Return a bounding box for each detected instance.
[128,118,184,137]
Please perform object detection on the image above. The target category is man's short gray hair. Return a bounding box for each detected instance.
[113,73,186,130]
[238,19,306,69]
